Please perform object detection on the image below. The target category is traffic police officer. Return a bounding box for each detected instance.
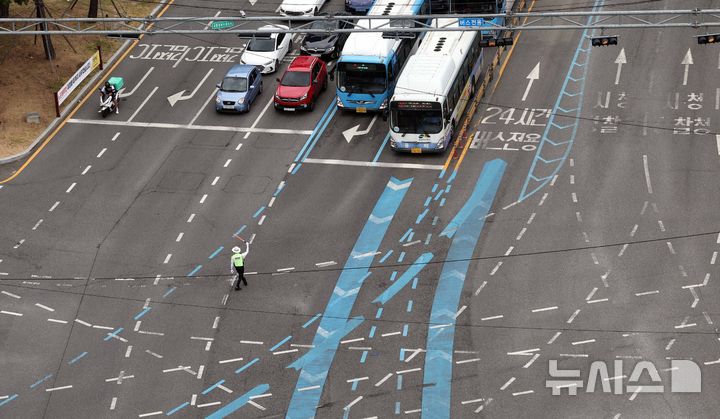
[231,240,250,290]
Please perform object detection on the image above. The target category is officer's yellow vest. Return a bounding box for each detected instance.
[232,254,244,267]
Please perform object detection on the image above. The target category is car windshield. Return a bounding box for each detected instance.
[306,21,337,41]
[337,62,386,95]
[391,107,443,135]
[221,76,248,92]
[281,71,311,87]
[247,38,276,52]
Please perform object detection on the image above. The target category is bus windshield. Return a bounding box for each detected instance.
[390,102,443,135]
[337,62,387,95]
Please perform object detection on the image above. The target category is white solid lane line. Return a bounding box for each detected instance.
[68,118,313,135]
[127,86,158,123]
[642,154,653,194]
[243,97,275,139]
[303,158,443,171]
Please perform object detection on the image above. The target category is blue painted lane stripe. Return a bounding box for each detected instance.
[300,106,338,163]
[373,253,433,305]
[209,246,224,260]
[30,374,52,389]
[375,307,383,319]
[202,380,225,395]
[0,394,18,407]
[252,206,266,219]
[407,300,413,312]
[360,351,368,364]
[205,384,269,419]
[291,317,364,370]
[163,287,176,298]
[379,250,393,263]
[290,163,302,174]
[269,335,292,352]
[286,177,413,418]
[188,265,202,277]
[519,1,603,201]
[398,252,406,262]
[300,106,338,162]
[399,228,413,243]
[421,159,506,419]
[424,196,432,207]
[390,271,397,282]
[302,313,322,329]
[373,132,391,163]
[68,352,88,365]
[134,307,151,320]
[416,209,429,224]
[293,98,336,162]
[235,225,246,236]
[235,358,259,374]
[166,402,189,416]
[103,328,124,342]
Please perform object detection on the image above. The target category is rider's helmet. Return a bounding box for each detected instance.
[105,81,112,90]
[232,246,242,253]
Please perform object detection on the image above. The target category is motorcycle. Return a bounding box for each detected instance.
[98,93,118,118]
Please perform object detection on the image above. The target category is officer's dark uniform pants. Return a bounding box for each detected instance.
[234,265,247,288]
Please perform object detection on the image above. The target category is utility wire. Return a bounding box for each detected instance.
[0,280,716,337]
[1,229,719,282]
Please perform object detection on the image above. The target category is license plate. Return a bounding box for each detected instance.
[411,147,422,154]
[356,107,367,113]
[283,107,296,112]
[223,105,235,109]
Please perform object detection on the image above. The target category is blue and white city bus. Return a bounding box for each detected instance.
[388,18,484,153]
[335,0,428,113]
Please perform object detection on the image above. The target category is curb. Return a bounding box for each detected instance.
[0,0,169,165]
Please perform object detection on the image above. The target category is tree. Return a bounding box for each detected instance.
[0,0,29,18]
[88,0,97,18]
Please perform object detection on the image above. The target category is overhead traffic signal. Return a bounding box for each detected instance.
[697,34,720,44]
[590,35,618,47]
[479,37,514,48]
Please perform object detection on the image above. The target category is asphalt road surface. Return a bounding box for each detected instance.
[2,0,720,417]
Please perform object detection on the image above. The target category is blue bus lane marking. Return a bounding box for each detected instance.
[421,158,506,419]
[285,176,413,419]
[205,383,269,419]
[519,0,604,201]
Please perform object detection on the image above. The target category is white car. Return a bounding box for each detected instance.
[279,0,325,17]
[239,25,292,74]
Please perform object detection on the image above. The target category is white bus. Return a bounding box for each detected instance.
[388,18,484,153]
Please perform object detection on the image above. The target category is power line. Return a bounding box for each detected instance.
[1,228,718,282]
[0,280,716,337]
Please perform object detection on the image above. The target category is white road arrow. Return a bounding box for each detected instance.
[521,62,540,102]
[681,48,693,86]
[614,48,626,85]
[167,68,214,107]
[248,0,257,5]
[343,114,378,143]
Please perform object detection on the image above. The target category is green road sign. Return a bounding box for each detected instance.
[210,21,233,30]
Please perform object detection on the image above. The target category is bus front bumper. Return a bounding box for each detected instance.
[390,140,446,154]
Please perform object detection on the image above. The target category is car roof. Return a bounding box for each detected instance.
[226,64,257,77]
[257,24,289,38]
[288,56,318,71]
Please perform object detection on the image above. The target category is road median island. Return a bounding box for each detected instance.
[0,0,165,164]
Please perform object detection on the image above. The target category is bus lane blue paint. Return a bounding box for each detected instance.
[421,158,506,419]
[286,176,413,419]
[205,383,269,419]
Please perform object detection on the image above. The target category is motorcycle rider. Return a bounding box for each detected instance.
[99,81,119,114]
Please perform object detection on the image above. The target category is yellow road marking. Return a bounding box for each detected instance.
[1,0,175,184]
